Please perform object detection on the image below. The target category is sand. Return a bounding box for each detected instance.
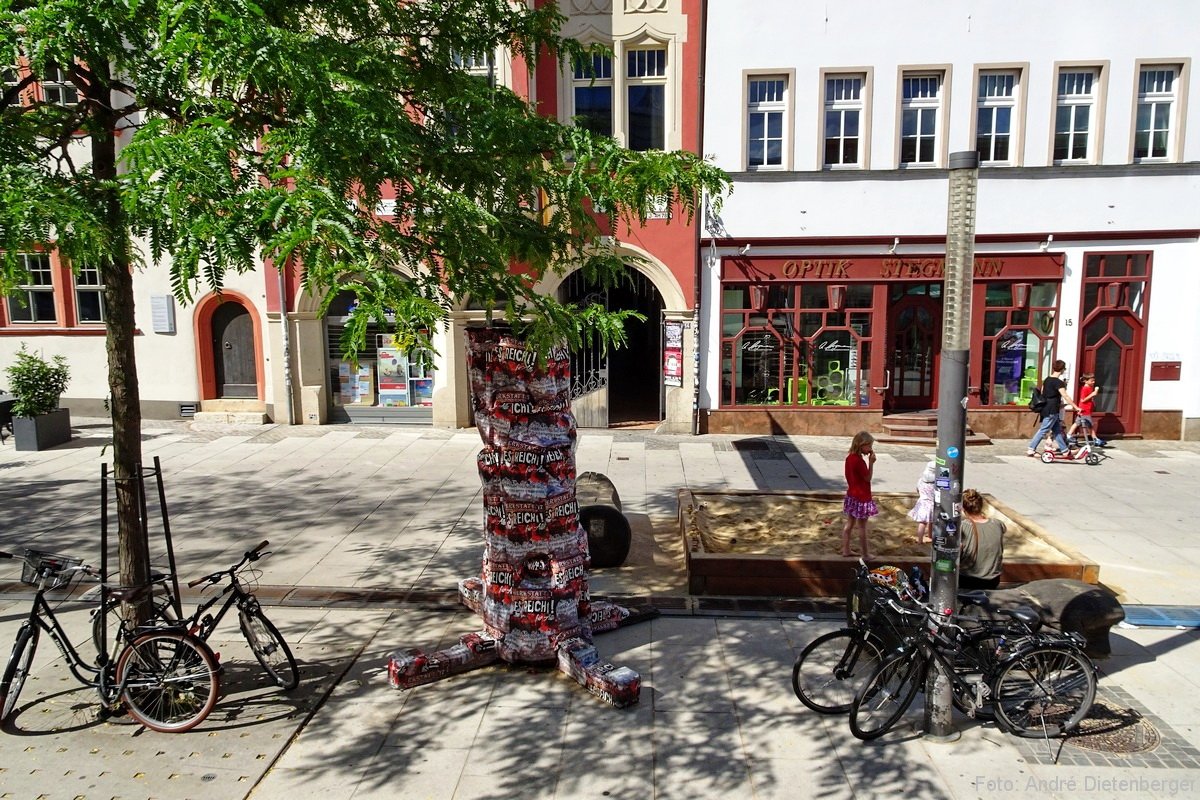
[693,493,1065,560]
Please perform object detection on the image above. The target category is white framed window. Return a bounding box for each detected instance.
[747,75,787,170]
[823,74,863,168]
[40,62,78,106]
[626,47,666,151]
[976,71,1017,165]
[1134,66,1178,161]
[75,265,105,323]
[572,53,613,137]
[900,73,942,166]
[1054,69,1096,163]
[2,64,21,98]
[6,253,57,323]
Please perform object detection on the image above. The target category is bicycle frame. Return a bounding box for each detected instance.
[23,593,107,688]
[184,579,252,642]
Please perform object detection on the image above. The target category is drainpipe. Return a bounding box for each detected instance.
[277,263,295,425]
[692,0,709,437]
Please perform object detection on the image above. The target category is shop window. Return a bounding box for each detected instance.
[720,282,875,408]
[977,281,1059,406]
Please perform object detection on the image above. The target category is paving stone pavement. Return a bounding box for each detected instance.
[2,419,1199,799]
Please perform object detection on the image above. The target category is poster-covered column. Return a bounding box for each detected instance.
[387,327,647,707]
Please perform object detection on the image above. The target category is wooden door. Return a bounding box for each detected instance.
[1078,254,1151,437]
[887,293,941,410]
[212,303,257,398]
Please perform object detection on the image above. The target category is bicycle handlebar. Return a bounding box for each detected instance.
[187,540,272,588]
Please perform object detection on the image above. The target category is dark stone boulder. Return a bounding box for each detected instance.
[961,579,1125,658]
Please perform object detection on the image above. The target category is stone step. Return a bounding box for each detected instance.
[192,411,270,425]
[875,432,993,447]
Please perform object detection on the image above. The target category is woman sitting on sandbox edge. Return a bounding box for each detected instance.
[959,488,1006,590]
[841,431,878,560]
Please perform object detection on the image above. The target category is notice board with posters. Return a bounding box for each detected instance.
[663,321,684,387]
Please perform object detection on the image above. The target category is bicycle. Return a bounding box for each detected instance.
[792,562,922,713]
[0,548,220,733]
[849,597,1097,741]
[92,540,298,691]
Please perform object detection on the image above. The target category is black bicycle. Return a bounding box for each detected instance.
[0,548,220,732]
[849,597,1097,741]
[93,541,298,691]
[792,561,927,713]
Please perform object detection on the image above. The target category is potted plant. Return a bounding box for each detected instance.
[4,345,72,451]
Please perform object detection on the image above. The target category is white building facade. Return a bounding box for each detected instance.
[700,0,1199,440]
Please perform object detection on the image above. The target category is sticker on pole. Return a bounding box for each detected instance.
[946,446,960,459]
[936,477,951,490]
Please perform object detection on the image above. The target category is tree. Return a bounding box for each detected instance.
[0,0,729,601]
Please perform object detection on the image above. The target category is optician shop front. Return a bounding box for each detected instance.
[702,252,1065,437]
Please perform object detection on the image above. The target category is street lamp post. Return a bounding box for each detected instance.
[925,151,980,741]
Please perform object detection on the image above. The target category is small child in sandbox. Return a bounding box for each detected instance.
[907,460,937,545]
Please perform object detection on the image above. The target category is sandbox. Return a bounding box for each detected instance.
[679,489,1099,598]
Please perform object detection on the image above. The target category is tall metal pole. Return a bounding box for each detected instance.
[925,151,979,741]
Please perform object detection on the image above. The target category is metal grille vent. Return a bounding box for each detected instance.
[179,403,198,418]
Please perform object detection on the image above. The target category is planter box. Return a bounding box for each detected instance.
[13,408,72,451]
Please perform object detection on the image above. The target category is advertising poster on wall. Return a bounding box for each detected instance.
[663,321,684,387]
[377,335,410,407]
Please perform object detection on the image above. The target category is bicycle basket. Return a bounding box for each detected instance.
[21,549,82,590]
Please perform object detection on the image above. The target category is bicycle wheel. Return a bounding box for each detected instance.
[792,629,883,714]
[849,649,924,740]
[117,630,219,733]
[0,624,39,722]
[991,646,1096,738]
[92,597,177,659]
[239,606,299,691]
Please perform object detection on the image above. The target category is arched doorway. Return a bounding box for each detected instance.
[558,266,664,428]
[211,303,258,398]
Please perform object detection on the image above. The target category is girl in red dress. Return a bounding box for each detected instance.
[841,431,879,559]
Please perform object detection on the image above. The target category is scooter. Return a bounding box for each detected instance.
[1040,443,1102,466]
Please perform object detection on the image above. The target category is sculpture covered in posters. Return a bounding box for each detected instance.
[387,328,646,707]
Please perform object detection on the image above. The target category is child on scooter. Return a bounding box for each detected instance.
[1066,373,1104,447]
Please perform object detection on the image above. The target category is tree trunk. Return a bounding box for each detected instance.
[90,62,150,615]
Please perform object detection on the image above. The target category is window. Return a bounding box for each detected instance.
[626,48,666,151]
[900,73,942,165]
[2,64,21,98]
[720,283,875,408]
[824,74,863,168]
[572,54,613,137]
[1054,69,1096,162]
[6,253,57,323]
[40,62,78,106]
[452,51,495,87]
[747,76,786,170]
[976,71,1017,164]
[1134,66,1178,161]
[978,282,1060,406]
[75,265,105,323]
